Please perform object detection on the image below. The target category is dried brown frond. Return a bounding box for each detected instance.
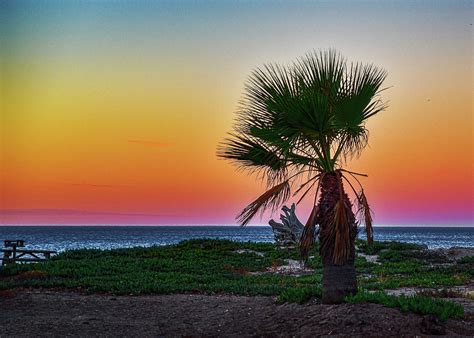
[332,200,351,265]
[340,172,373,246]
[299,204,319,261]
[319,217,336,262]
[236,181,290,225]
[358,190,373,245]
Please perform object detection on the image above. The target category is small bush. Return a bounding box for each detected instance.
[276,286,321,304]
[355,256,377,273]
[457,256,474,264]
[356,240,423,256]
[357,240,387,255]
[377,250,418,263]
[14,270,48,281]
[346,291,464,321]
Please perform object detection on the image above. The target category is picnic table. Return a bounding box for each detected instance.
[1,240,57,266]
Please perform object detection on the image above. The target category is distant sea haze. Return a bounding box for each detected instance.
[0,226,472,252]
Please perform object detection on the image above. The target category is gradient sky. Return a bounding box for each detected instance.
[1,0,473,225]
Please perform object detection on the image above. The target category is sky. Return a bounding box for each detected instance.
[1,0,473,225]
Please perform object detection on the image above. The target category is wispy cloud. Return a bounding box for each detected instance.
[127,139,168,148]
[0,209,175,217]
[69,183,116,188]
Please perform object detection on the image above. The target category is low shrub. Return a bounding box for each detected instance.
[346,291,464,321]
[457,256,474,264]
[276,286,321,304]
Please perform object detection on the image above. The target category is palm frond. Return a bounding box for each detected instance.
[236,180,291,226]
[299,204,320,261]
[332,200,351,264]
[357,190,374,245]
[296,49,345,100]
[318,172,354,265]
[295,179,318,206]
[342,126,369,160]
[293,174,319,196]
[217,133,287,183]
[331,62,388,162]
[339,173,374,246]
[237,63,302,141]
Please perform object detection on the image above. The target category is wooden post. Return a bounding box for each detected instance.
[12,243,17,265]
[2,251,11,266]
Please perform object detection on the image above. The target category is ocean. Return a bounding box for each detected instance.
[0,226,472,252]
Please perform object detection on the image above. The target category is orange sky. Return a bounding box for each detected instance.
[1,1,473,225]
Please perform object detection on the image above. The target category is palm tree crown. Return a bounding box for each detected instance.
[218,49,387,264]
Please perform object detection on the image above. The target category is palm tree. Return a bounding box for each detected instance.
[218,50,387,304]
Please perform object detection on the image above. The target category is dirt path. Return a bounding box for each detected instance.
[1,290,473,337]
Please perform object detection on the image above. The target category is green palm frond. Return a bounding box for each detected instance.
[296,49,345,99]
[331,63,388,162]
[217,133,287,182]
[237,180,291,225]
[218,49,388,225]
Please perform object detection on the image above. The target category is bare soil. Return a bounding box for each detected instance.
[1,290,474,337]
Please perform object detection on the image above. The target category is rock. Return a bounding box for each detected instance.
[357,252,380,264]
[269,204,311,247]
[268,259,314,275]
[440,247,474,261]
[234,249,265,257]
[385,287,419,297]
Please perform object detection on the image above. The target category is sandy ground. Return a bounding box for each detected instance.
[1,290,474,337]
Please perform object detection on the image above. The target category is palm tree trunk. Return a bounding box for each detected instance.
[318,171,358,304]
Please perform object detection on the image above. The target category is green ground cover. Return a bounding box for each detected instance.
[1,239,471,321]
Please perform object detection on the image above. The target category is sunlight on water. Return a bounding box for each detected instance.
[0,226,472,252]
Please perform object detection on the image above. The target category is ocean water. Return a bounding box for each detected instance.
[0,226,472,252]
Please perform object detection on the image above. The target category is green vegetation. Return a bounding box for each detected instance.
[0,239,318,296]
[276,286,321,304]
[346,291,464,322]
[0,239,472,321]
[356,240,472,290]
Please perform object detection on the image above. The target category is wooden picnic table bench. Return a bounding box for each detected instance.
[1,240,57,266]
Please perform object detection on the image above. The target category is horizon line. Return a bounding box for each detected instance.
[0,224,473,227]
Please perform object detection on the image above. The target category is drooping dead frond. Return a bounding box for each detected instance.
[332,200,351,265]
[318,172,352,265]
[299,175,324,261]
[357,190,373,245]
[299,204,319,261]
[236,181,290,226]
[340,173,374,246]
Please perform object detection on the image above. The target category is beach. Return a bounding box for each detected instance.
[2,290,473,336]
